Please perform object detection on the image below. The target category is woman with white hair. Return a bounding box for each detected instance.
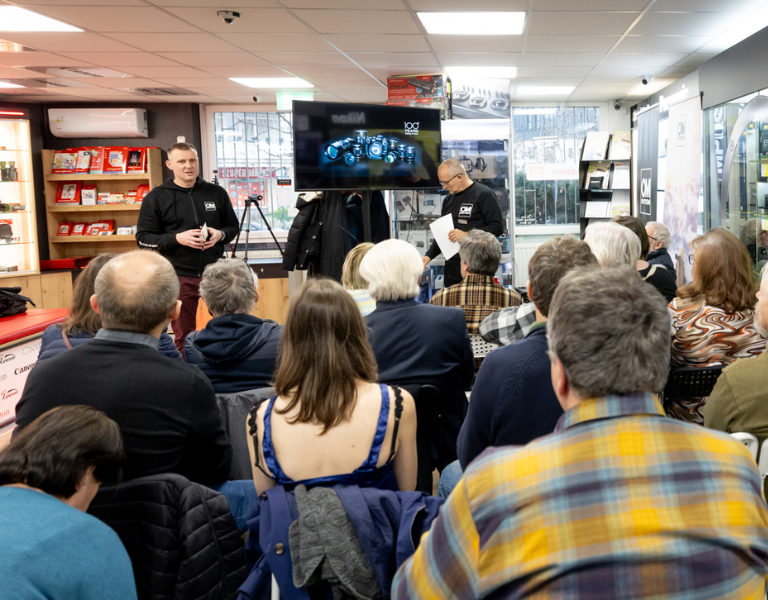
[360,239,474,487]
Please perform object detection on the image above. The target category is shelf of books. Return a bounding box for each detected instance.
[0,117,39,277]
[578,131,632,239]
[43,147,163,259]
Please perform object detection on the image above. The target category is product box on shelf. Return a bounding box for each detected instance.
[126,148,147,172]
[88,147,105,174]
[136,183,149,202]
[97,192,110,205]
[55,181,82,204]
[81,184,97,205]
[74,149,91,174]
[387,74,445,100]
[109,193,124,204]
[103,147,129,173]
[71,223,87,236]
[51,149,78,174]
[57,222,73,236]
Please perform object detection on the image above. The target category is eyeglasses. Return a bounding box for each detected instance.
[688,254,695,265]
[439,173,460,186]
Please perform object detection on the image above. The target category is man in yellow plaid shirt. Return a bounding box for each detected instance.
[394,265,768,600]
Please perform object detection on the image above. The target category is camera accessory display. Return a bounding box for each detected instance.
[451,80,511,119]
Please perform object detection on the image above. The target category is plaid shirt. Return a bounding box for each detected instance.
[393,393,768,600]
[479,302,537,345]
[429,274,522,334]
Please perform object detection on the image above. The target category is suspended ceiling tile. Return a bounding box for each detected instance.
[517,66,592,78]
[676,53,717,67]
[527,11,640,35]
[282,0,406,8]
[568,89,625,100]
[13,0,145,5]
[349,52,438,67]
[0,52,94,67]
[615,35,711,53]
[146,0,280,7]
[71,78,164,89]
[427,35,524,53]
[0,33,139,52]
[589,65,666,78]
[535,0,648,8]
[650,0,764,11]
[18,6,198,33]
[308,78,384,88]
[601,53,688,67]
[119,66,215,78]
[53,87,143,96]
[156,52,272,68]
[217,33,333,53]
[326,34,429,53]
[214,95,277,103]
[525,35,619,53]
[291,10,420,34]
[199,65,290,77]
[364,65,442,77]
[657,66,698,78]
[150,78,248,88]
[520,53,605,67]
[631,12,741,36]
[57,52,181,67]
[104,33,237,53]
[163,7,311,33]
[581,76,652,86]
[255,52,354,67]
[436,52,519,66]
[513,77,585,86]
[409,0,527,8]
[285,66,373,78]
[0,66,48,78]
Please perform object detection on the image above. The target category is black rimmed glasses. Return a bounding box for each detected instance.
[439,173,460,187]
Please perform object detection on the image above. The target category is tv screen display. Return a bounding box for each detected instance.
[292,100,442,191]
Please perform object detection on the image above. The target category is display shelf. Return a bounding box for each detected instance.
[43,147,162,259]
[50,235,136,244]
[48,205,142,213]
[0,241,33,246]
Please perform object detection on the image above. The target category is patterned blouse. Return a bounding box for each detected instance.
[667,296,766,424]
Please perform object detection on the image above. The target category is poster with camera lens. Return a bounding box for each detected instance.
[450,78,511,119]
[292,101,441,191]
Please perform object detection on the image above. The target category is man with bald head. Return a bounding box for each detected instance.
[423,158,504,288]
[15,250,232,485]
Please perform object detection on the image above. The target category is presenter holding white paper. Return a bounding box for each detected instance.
[429,214,460,260]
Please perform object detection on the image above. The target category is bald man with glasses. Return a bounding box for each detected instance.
[423,158,503,288]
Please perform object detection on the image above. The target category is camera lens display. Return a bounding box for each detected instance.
[322,132,421,169]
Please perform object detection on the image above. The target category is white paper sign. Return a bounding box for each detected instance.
[0,336,41,428]
[429,214,460,260]
[584,201,612,218]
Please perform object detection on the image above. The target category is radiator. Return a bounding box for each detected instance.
[513,243,544,287]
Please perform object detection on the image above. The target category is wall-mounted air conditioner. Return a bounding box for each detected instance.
[48,108,148,139]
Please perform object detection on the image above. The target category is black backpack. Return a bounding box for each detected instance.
[0,286,35,318]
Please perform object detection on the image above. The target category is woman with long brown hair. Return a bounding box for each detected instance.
[247,278,417,494]
[667,227,766,423]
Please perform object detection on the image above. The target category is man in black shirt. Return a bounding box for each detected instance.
[423,158,504,288]
[15,251,232,485]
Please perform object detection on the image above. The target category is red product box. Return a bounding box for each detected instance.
[71,222,88,236]
[74,149,91,174]
[135,183,150,203]
[88,147,105,174]
[55,181,82,204]
[57,222,73,236]
[387,74,445,100]
[51,149,78,174]
[86,223,105,236]
[103,147,129,173]
[126,147,146,172]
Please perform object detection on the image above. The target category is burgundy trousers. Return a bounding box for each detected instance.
[172,275,202,354]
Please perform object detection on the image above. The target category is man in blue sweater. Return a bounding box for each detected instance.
[439,236,598,496]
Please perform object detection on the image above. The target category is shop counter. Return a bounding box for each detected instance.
[0,308,68,449]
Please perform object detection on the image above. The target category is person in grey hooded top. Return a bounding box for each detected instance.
[185,259,282,393]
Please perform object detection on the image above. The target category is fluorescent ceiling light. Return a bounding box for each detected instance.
[516,86,574,95]
[0,82,24,89]
[446,66,517,79]
[417,12,525,35]
[0,7,81,32]
[230,77,313,89]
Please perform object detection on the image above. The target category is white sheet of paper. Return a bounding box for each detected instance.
[201,222,209,241]
[584,201,612,218]
[429,214,460,260]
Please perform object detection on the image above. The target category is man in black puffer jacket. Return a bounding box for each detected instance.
[137,143,239,352]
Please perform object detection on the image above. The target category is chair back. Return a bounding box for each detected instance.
[661,366,724,403]
[400,383,443,494]
[731,432,759,461]
[217,387,275,480]
[469,333,500,359]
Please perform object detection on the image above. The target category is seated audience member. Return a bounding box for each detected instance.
[342,242,376,317]
[479,302,536,346]
[668,228,766,424]
[615,215,677,301]
[15,250,232,484]
[393,266,768,600]
[646,220,677,278]
[705,263,768,444]
[360,239,474,468]
[456,237,598,469]
[38,253,180,362]
[247,278,417,494]
[429,229,521,335]
[185,258,282,393]
[0,405,137,600]
[740,218,768,278]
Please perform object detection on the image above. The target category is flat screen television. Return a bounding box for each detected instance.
[292,100,442,191]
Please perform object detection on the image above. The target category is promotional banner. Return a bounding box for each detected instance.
[664,96,702,285]
[635,107,659,222]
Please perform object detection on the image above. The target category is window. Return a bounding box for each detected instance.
[512,106,600,226]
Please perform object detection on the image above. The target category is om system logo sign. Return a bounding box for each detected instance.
[640,168,652,216]
[404,122,419,136]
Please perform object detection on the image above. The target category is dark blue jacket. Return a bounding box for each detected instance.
[238,485,443,600]
[646,247,677,279]
[365,299,474,465]
[457,325,563,470]
[38,324,181,362]
[184,314,282,394]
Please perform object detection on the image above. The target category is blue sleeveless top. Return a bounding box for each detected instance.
[256,384,401,492]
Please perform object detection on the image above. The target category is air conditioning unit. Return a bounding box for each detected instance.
[48,108,148,139]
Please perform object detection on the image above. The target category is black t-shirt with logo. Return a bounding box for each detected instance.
[425,181,504,287]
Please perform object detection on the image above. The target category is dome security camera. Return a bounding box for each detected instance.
[641,75,651,86]
[613,101,622,111]
[217,10,240,24]
[252,95,262,103]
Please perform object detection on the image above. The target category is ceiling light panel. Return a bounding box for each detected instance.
[417,12,526,35]
[230,77,314,89]
[0,8,81,32]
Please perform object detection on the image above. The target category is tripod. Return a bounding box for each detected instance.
[230,195,284,261]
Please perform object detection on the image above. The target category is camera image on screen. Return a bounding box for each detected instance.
[323,130,417,168]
